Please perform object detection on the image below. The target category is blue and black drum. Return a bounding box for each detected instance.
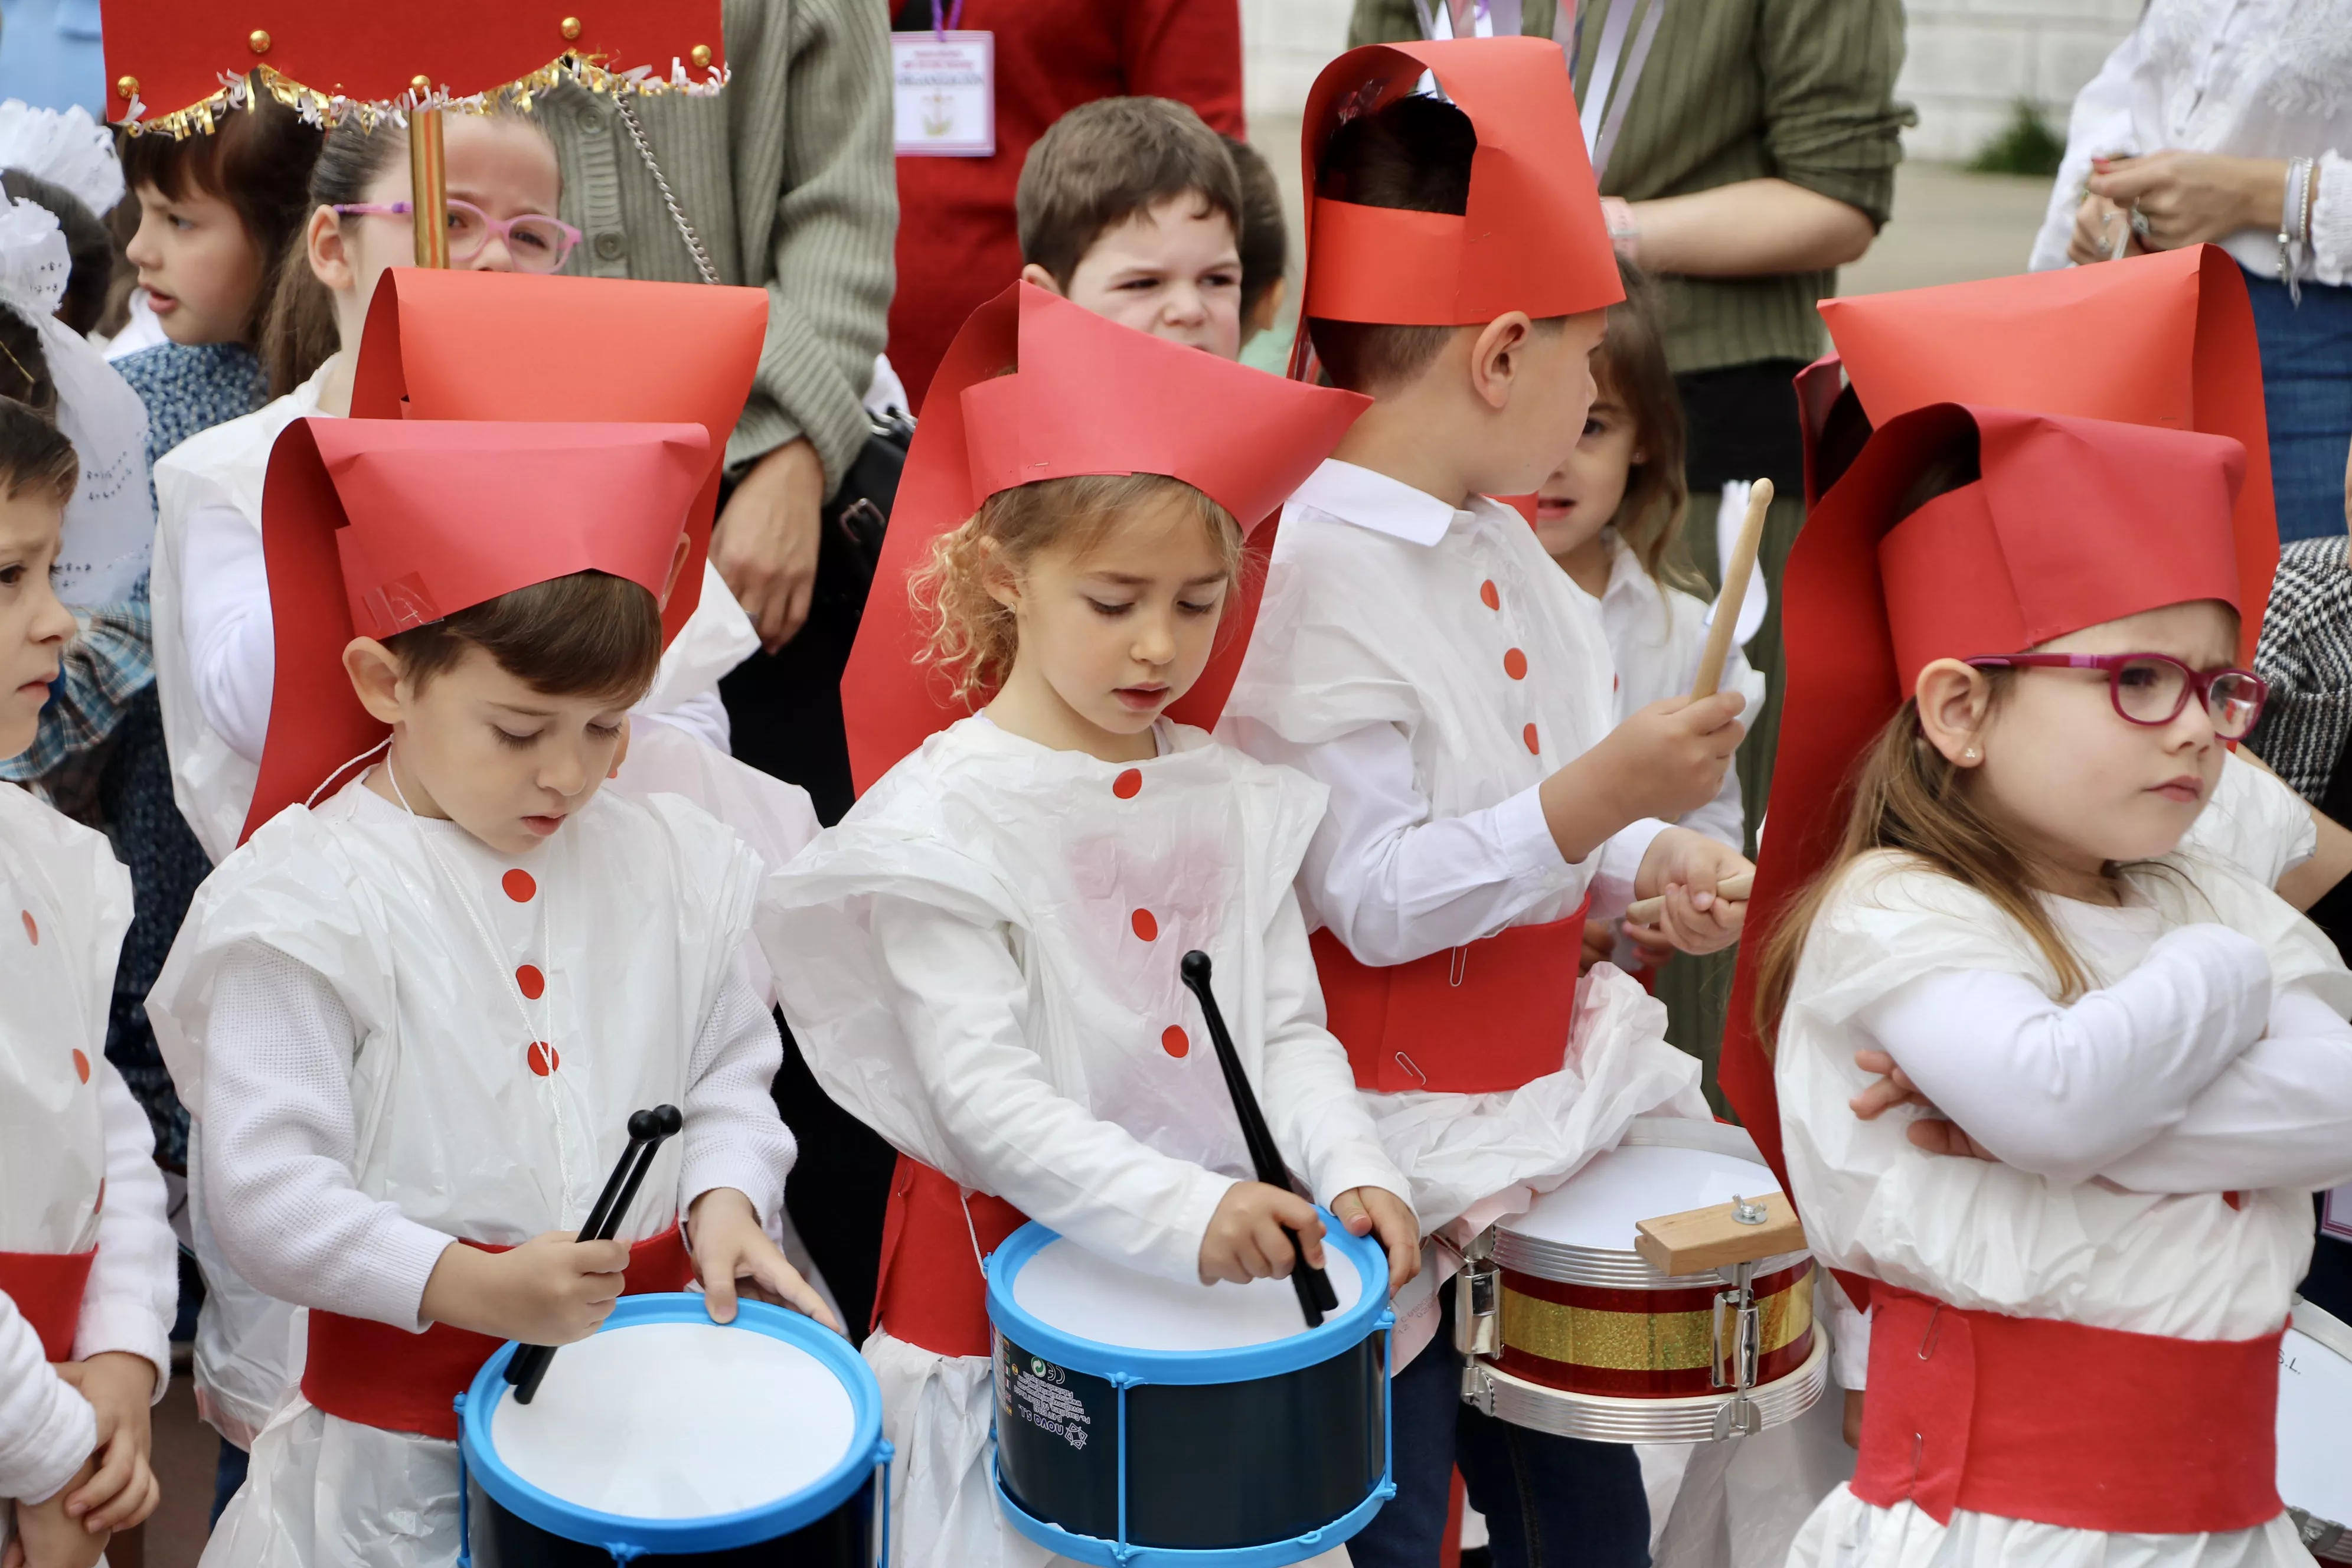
[458,1294,890,1566]
[986,1217,1393,1566]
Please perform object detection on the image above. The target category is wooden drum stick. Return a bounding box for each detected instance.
[1691,478,1772,700]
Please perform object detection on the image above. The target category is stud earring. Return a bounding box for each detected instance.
[1962,746,1979,762]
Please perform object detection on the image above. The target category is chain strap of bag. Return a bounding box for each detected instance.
[613,96,722,286]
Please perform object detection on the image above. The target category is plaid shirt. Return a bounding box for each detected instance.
[2250,535,2352,803]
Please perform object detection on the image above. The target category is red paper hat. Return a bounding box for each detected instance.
[103,0,724,134]
[1802,247,2272,661]
[1719,404,2254,1302]
[244,420,708,844]
[351,269,768,643]
[1296,38,1622,335]
[839,282,1370,790]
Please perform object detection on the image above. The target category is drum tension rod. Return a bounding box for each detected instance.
[1454,1234,1501,1412]
[1709,1259,1764,1440]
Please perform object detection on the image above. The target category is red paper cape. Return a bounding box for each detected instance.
[839,282,1370,791]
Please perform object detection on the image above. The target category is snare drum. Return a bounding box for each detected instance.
[985,1217,1393,1566]
[1461,1118,1828,1443]
[457,1294,889,1566]
[2282,1298,2352,1564]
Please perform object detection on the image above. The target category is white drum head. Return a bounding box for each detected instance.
[1505,1144,1779,1253]
[490,1321,857,1520]
[2280,1327,2352,1523]
[1012,1236,1364,1353]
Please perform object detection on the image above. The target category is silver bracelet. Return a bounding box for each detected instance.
[2280,155,2314,303]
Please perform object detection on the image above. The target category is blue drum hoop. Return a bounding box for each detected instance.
[986,1215,1396,1568]
[456,1293,890,1560]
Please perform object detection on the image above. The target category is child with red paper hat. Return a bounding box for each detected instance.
[1736,401,2352,1567]
[763,282,1417,1568]
[146,419,827,1568]
[0,401,177,1568]
[1213,39,1740,1565]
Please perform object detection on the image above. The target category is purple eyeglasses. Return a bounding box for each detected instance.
[1964,652,2269,740]
[331,200,582,273]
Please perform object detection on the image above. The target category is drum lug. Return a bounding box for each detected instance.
[1710,1260,1761,1393]
[1461,1358,1496,1416]
[1455,1250,1501,1360]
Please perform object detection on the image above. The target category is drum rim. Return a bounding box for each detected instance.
[458,1293,886,1552]
[992,1445,1393,1567]
[986,1214,1392,1385]
[1473,1327,1830,1442]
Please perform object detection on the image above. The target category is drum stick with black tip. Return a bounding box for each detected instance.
[1179,950,1341,1328]
[507,1103,684,1403]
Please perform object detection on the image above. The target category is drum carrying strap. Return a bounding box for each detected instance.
[1852,1285,2285,1533]
[0,1248,96,1361]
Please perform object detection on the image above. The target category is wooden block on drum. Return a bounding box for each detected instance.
[1634,1194,1805,1276]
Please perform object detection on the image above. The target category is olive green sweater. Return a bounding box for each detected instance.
[540,0,897,494]
[1348,0,1911,374]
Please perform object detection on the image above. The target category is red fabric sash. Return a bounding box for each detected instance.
[1311,899,1590,1093]
[870,1155,1028,1359]
[302,1224,692,1440]
[1851,1285,2284,1533]
[0,1249,96,1361]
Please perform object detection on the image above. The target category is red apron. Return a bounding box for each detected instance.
[1311,899,1590,1093]
[871,1155,1030,1360]
[301,1225,692,1440]
[0,1247,96,1361]
[1852,1285,2284,1533]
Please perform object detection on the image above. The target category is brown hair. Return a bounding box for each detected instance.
[910,473,1241,705]
[1750,430,2109,1047]
[0,397,77,503]
[383,570,663,704]
[1,171,115,337]
[1590,259,1701,596]
[1307,93,1473,394]
[1223,135,1286,326]
[0,311,53,411]
[117,80,321,348]
[1017,97,1242,289]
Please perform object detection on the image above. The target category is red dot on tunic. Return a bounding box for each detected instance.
[1479,580,1500,611]
[1524,723,1540,755]
[502,869,537,903]
[19,909,35,944]
[517,964,546,1000]
[528,1041,560,1076]
[1161,1025,1189,1059]
[1113,768,1142,800]
[1503,648,1529,680]
[1131,909,1158,942]
[71,1049,89,1084]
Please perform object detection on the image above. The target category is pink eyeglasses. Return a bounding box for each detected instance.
[331,200,582,273]
[1964,652,2269,740]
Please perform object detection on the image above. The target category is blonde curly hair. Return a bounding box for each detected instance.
[910,473,1242,705]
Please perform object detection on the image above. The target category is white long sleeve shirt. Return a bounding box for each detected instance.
[2028,0,2352,283]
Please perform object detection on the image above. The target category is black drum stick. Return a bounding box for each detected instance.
[507,1103,684,1403]
[1180,950,1340,1328]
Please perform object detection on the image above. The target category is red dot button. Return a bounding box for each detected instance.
[1131,909,1159,942]
[527,1041,561,1076]
[1479,580,1500,611]
[71,1049,89,1084]
[1161,1026,1190,1059]
[502,870,537,903]
[1503,648,1528,680]
[19,910,35,944]
[517,965,546,1000]
[1113,768,1142,800]
[1524,724,1540,755]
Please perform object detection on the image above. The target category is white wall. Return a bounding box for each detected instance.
[1239,0,1355,127]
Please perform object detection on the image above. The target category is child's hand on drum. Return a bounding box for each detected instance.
[687,1187,841,1332]
[419,1230,629,1344]
[1331,1186,1421,1292]
[1849,1050,1998,1162]
[6,1455,105,1568]
[1200,1182,1326,1286]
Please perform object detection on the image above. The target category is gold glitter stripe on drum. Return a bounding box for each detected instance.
[1497,1269,1815,1397]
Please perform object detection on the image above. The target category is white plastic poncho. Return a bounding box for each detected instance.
[760,716,1408,1568]
[1777,848,2352,1568]
[150,780,770,1568]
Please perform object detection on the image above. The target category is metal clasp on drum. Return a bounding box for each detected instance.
[1709,1259,1763,1440]
[1453,1231,1502,1410]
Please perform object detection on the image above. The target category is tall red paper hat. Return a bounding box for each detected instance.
[1800,247,2272,662]
[102,0,724,135]
[839,282,1371,790]
[1719,405,2254,1304]
[1296,37,1623,337]
[349,269,769,643]
[244,420,709,843]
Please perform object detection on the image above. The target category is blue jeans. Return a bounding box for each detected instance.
[210,1439,249,1528]
[2243,268,2352,543]
[1350,1293,1650,1568]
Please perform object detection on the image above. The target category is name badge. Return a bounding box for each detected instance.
[893,29,995,158]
